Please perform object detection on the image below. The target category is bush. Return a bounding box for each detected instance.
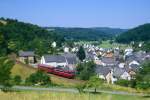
[25,71,51,86]
[128,79,136,88]
[0,57,14,92]
[136,82,150,90]
[135,61,150,89]
[115,79,130,87]
[13,75,22,85]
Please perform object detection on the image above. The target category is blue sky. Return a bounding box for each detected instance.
[0,0,150,28]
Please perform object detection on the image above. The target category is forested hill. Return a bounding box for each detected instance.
[116,23,150,43]
[44,27,127,41]
[0,18,64,56]
[91,27,127,35]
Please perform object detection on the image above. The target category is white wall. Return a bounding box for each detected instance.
[121,72,131,80]
[40,56,67,67]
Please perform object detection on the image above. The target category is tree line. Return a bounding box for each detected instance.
[0,18,64,56]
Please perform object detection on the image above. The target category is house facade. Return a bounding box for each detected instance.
[41,53,78,70]
[41,55,67,67]
[19,51,35,64]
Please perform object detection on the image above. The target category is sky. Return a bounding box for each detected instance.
[0,0,150,28]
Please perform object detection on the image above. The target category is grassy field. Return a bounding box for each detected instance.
[75,40,128,49]
[99,40,128,49]
[11,63,84,87]
[11,63,37,80]
[0,91,149,100]
[50,74,85,87]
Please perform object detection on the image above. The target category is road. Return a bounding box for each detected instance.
[1,85,148,96]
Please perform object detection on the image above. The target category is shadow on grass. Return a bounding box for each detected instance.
[143,95,150,98]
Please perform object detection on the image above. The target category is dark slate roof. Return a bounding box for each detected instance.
[62,53,77,64]
[125,55,137,63]
[19,51,34,57]
[113,67,126,78]
[86,51,94,60]
[101,57,116,64]
[130,64,140,72]
[44,55,66,63]
[95,65,111,77]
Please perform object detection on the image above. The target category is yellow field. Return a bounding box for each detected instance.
[11,63,37,80]
[0,91,149,100]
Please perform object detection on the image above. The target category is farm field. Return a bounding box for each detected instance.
[99,40,128,49]
[75,40,128,49]
[0,91,149,100]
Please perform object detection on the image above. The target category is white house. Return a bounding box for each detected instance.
[129,60,140,67]
[51,42,57,48]
[41,53,78,70]
[41,55,67,67]
[64,47,69,53]
[119,63,125,68]
[120,72,131,80]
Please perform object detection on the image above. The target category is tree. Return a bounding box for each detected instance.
[77,46,86,61]
[142,41,150,52]
[116,24,150,43]
[86,76,103,93]
[0,33,7,56]
[75,83,86,93]
[0,57,14,88]
[0,18,64,56]
[0,32,4,44]
[135,61,150,89]
[13,75,22,85]
[25,71,51,85]
[76,61,96,80]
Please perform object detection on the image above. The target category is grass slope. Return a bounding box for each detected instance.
[11,62,84,86]
[50,74,85,87]
[11,63,37,80]
[0,91,149,100]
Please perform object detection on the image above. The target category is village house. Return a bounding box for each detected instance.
[41,55,67,67]
[113,67,131,81]
[40,53,78,70]
[95,65,116,84]
[100,57,117,66]
[62,53,78,70]
[19,51,35,64]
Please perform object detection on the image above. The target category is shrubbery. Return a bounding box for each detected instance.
[115,61,150,90]
[76,61,96,80]
[115,79,130,87]
[25,71,51,86]
[13,75,22,85]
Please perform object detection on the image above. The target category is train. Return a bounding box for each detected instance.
[38,64,75,79]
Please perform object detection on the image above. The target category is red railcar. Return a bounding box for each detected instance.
[38,64,75,79]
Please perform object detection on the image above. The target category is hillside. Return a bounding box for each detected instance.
[11,62,84,87]
[0,18,64,56]
[11,63,37,80]
[116,23,150,43]
[91,27,128,35]
[44,27,126,41]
